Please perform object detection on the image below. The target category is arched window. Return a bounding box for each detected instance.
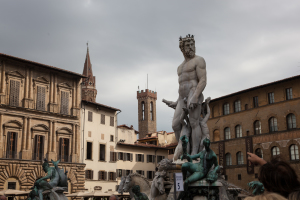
[271,146,280,157]
[236,151,244,165]
[142,101,145,120]
[287,113,296,130]
[234,100,241,112]
[254,120,261,135]
[235,125,242,138]
[225,153,232,166]
[224,127,231,140]
[150,102,154,121]
[290,145,299,160]
[255,148,263,159]
[213,130,220,142]
[269,117,278,132]
[223,103,229,115]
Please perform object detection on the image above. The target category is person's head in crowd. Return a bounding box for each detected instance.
[288,191,300,200]
[245,192,287,200]
[0,196,6,200]
[109,194,119,200]
[259,156,300,198]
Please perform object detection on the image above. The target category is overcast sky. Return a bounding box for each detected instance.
[1,1,300,132]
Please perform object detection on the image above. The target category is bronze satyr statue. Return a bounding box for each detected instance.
[28,159,68,200]
[163,34,207,156]
[177,137,219,200]
[132,185,149,200]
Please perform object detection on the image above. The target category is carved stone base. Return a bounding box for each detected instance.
[49,103,58,113]
[23,98,34,109]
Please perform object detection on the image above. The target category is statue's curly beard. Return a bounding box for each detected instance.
[183,49,195,58]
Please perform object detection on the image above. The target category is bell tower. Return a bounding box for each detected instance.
[82,45,97,102]
[137,89,157,139]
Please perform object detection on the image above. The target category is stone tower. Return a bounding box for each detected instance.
[137,89,157,139]
[82,46,97,102]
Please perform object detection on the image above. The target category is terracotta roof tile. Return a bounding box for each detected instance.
[82,100,120,111]
[0,53,86,78]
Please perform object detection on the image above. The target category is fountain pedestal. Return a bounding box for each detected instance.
[185,179,223,200]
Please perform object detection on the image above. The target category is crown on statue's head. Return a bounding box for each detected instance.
[179,34,194,43]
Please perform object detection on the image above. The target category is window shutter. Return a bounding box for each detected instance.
[142,154,144,162]
[110,117,114,126]
[34,135,38,159]
[37,86,46,111]
[114,152,117,161]
[130,170,133,174]
[10,80,20,107]
[110,152,113,162]
[6,132,11,157]
[152,155,155,163]
[142,171,144,176]
[91,170,94,180]
[113,172,116,180]
[59,138,62,160]
[122,170,125,177]
[41,136,45,160]
[104,171,107,180]
[118,152,120,160]
[130,153,133,161]
[61,91,69,115]
[101,114,105,124]
[136,154,138,162]
[124,153,127,161]
[147,155,149,163]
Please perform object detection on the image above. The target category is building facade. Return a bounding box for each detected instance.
[0,53,85,197]
[208,75,300,190]
[81,100,120,193]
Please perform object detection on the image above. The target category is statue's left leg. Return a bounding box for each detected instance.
[184,172,205,191]
[188,93,203,155]
[38,189,44,200]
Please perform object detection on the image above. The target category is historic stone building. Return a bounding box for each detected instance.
[137,89,157,139]
[208,75,300,190]
[0,53,85,197]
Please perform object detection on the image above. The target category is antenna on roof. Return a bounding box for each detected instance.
[87,41,89,51]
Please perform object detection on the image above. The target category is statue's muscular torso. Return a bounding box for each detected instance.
[177,55,206,99]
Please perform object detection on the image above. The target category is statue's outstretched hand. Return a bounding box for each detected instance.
[162,99,177,109]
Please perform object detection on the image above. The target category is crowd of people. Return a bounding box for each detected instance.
[245,152,300,200]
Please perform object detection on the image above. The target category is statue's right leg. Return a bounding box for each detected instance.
[172,99,184,141]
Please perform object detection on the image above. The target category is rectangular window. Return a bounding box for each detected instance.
[238,174,241,180]
[147,171,155,179]
[136,170,144,175]
[86,142,92,160]
[117,169,122,177]
[101,114,105,124]
[7,182,16,189]
[88,111,93,122]
[136,154,144,162]
[118,152,124,160]
[168,148,175,155]
[223,103,229,115]
[253,96,259,108]
[9,80,20,107]
[109,172,116,181]
[99,144,105,161]
[36,86,46,111]
[59,138,69,162]
[157,155,165,163]
[110,116,114,126]
[6,132,18,159]
[286,88,293,100]
[268,92,274,104]
[147,155,155,163]
[61,91,69,115]
[110,152,117,162]
[110,135,114,142]
[85,170,93,180]
[98,171,106,180]
[234,100,241,112]
[33,135,45,161]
